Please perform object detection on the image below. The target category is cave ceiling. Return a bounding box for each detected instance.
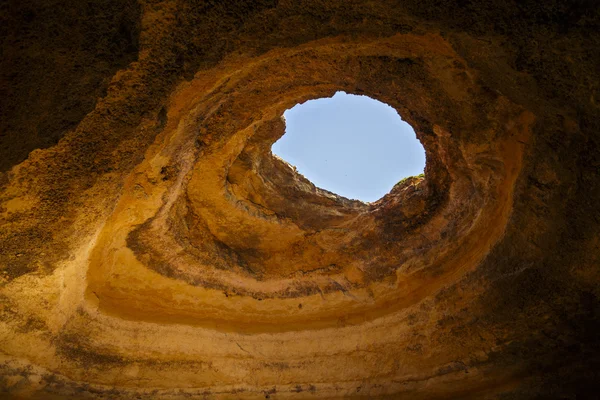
[1,0,599,399]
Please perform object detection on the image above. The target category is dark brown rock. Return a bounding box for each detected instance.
[0,1,598,399]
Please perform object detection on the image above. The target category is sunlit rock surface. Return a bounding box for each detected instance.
[1,1,599,399]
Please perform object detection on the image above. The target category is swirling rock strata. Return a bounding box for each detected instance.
[1,1,599,399]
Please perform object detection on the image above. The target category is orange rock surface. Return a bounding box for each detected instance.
[1,1,599,398]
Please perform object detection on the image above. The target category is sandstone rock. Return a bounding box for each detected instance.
[1,1,599,398]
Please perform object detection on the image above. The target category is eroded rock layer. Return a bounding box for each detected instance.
[1,1,599,399]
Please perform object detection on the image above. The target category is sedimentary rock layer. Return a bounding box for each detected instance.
[1,1,599,399]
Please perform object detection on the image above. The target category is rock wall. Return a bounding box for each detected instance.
[1,1,599,399]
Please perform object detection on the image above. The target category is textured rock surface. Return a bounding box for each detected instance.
[1,1,599,399]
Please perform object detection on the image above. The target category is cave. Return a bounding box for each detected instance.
[1,1,599,399]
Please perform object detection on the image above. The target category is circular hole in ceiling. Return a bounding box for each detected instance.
[272,91,426,202]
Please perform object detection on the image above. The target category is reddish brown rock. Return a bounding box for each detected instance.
[1,1,599,399]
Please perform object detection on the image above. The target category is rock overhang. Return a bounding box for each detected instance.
[1,1,599,399]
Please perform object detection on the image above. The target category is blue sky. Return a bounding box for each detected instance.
[272,91,426,202]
